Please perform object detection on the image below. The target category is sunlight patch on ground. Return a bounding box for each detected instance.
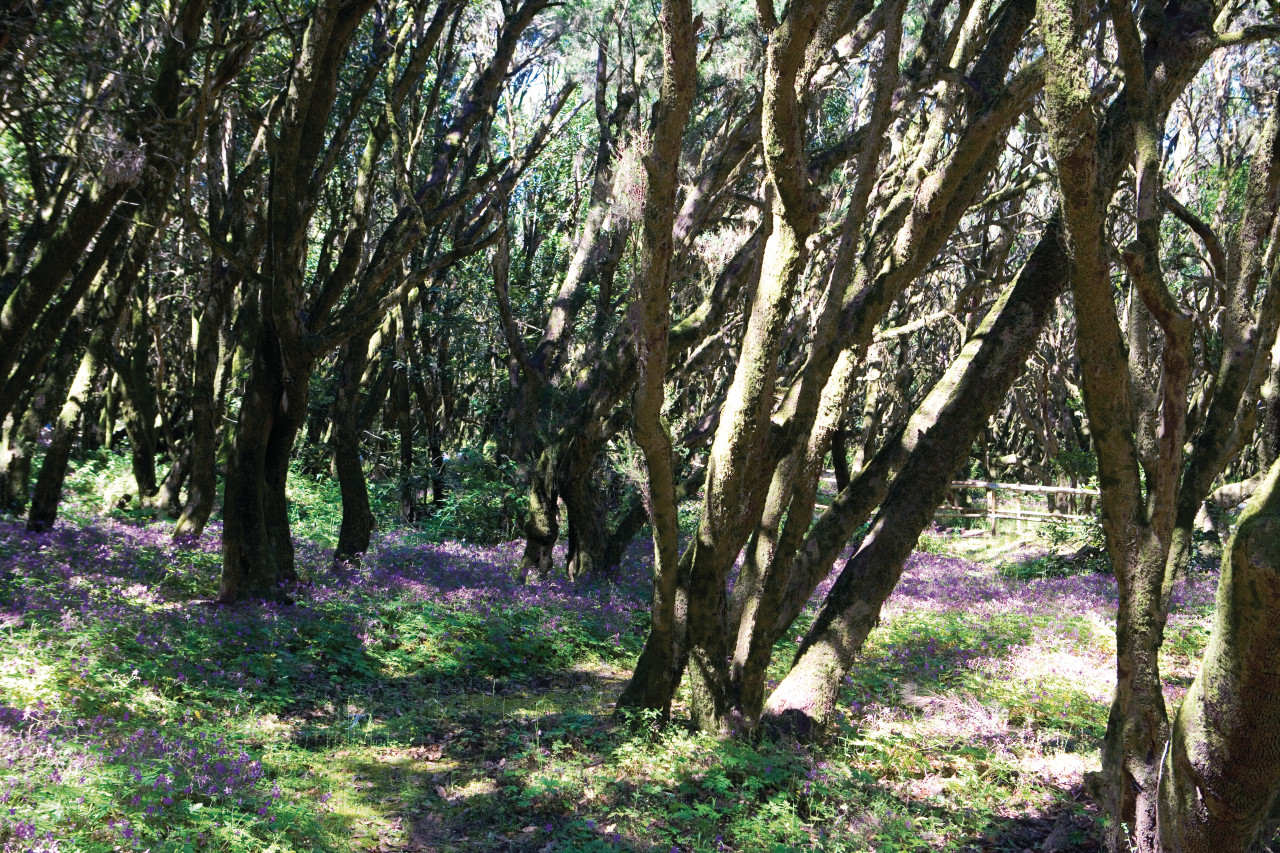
[1,508,1227,851]
[1020,750,1097,789]
[996,646,1115,704]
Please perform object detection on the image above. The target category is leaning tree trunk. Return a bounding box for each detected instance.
[27,336,114,531]
[1159,456,1280,851]
[763,218,1066,729]
[0,305,86,514]
[26,240,139,530]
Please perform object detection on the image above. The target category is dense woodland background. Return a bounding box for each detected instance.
[4,0,1280,849]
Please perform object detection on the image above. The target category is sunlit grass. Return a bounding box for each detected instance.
[0,458,1225,851]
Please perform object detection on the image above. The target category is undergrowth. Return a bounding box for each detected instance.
[0,455,1225,852]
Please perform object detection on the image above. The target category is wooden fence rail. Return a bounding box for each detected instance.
[935,480,1099,535]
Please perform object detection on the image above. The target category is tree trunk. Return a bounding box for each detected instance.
[0,305,87,515]
[763,220,1067,729]
[117,285,161,505]
[219,322,308,602]
[831,421,851,491]
[173,263,237,538]
[1159,457,1280,851]
[332,334,375,563]
[520,448,559,581]
[673,0,831,731]
[394,314,417,525]
[613,0,696,717]
[1036,0,1208,844]
[1163,106,1280,601]
[25,238,139,530]
[27,343,110,531]
[564,464,609,581]
[155,446,190,518]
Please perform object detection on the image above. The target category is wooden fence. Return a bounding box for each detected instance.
[934,480,1098,535]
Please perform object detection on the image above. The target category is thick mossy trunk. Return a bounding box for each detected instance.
[561,433,611,580]
[219,328,308,602]
[565,483,608,581]
[1159,458,1280,851]
[520,449,558,581]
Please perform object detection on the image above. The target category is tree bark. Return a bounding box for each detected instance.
[220,323,309,600]
[1164,106,1280,599]
[174,261,238,538]
[614,0,696,717]
[1036,0,1210,844]
[332,333,374,563]
[763,216,1067,729]
[1159,457,1280,851]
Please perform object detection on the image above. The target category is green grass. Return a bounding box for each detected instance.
[3,454,1229,851]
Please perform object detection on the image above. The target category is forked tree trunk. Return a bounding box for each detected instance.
[672,0,832,732]
[219,325,309,601]
[1035,0,1207,844]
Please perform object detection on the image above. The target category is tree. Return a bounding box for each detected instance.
[1037,0,1280,845]
[216,0,555,600]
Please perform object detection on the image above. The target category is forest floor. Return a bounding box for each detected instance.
[0,476,1222,852]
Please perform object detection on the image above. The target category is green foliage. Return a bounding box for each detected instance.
[405,448,526,544]
[0,506,649,851]
[999,513,1108,580]
[56,448,147,521]
[1051,449,1096,482]
[3,499,1168,851]
[286,471,348,547]
[365,595,643,686]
